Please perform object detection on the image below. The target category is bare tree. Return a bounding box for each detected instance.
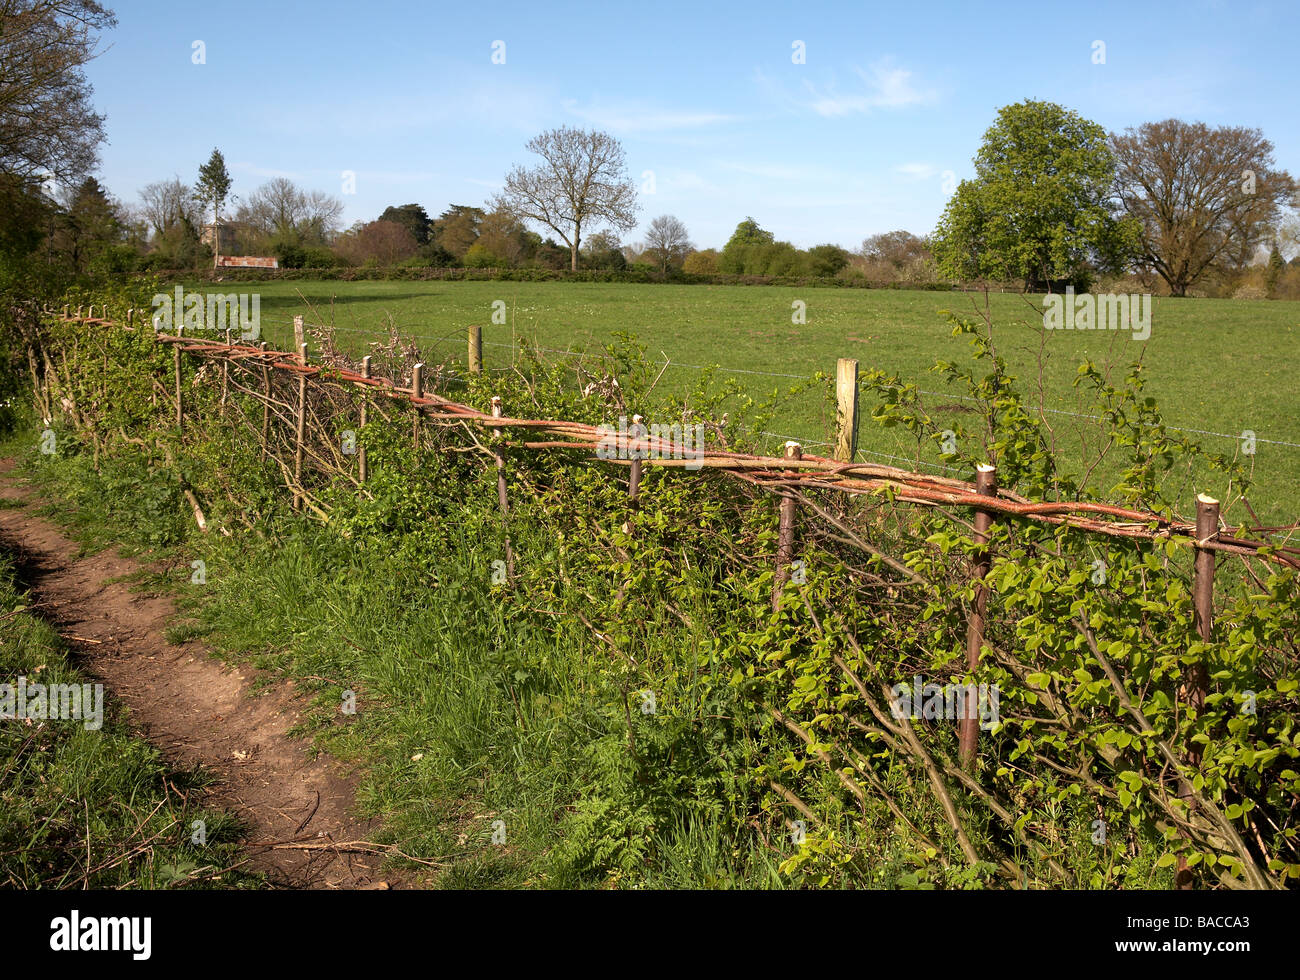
[642,214,693,276]
[138,177,199,238]
[235,177,343,244]
[0,0,116,183]
[1111,120,1297,295]
[335,219,418,266]
[493,126,638,271]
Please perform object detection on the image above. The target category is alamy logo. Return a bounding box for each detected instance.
[49,911,151,960]
[152,285,260,340]
[1042,286,1151,341]
[1,676,103,730]
[890,675,1000,731]
[596,415,706,471]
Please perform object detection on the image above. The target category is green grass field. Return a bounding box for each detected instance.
[186,279,1300,523]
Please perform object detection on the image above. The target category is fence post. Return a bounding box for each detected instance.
[411,362,424,450]
[469,325,483,375]
[491,395,516,581]
[835,358,859,463]
[358,355,371,483]
[293,314,305,355]
[959,463,997,769]
[173,329,184,431]
[628,413,644,506]
[259,342,270,448]
[772,441,802,611]
[1177,492,1219,888]
[293,343,308,510]
[220,329,231,415]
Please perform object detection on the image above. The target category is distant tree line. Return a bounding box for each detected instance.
[1,1,1296,303]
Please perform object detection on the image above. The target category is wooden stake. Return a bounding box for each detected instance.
[628,413,644,506]
[220,329,231,415]
[358,356,370,483]
[772,441,802,610]
[958,464,997,769]
[259,342,270,449]
[1178,492,1219,889]
[293,314,305,356]
[293,343,308,510]
[411,363,424,450]
[173,329,184,431]
[492,395,516,581]
[835,358,859,463]
[469,325,483,375]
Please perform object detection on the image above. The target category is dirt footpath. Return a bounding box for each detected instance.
[0,459,406,889]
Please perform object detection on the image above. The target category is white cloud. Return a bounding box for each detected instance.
[562,99,735,133]
[792,58,936,117]
[895,162,938,180]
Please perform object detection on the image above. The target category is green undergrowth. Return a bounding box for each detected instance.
[5,282,1297,890]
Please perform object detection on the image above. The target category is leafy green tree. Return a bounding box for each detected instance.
[1266,242,1285,296]
[682,248,719,274]
[47,176,122,279]
[807,243,850,277]
[430,205,484,260]
[932,100,1138,290]
[718,216,774,273]
[378,203,431,246]
[196,148,232,236]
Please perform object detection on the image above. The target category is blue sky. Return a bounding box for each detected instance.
[85,0,1299,250]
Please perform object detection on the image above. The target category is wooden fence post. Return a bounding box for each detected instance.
[1177,492,1219,888]
[220,329,231,415]
[835,358,859,463]
[959,463,997,769]
[358,355,370,483]
[293,343,308,510]
[772,441,802,611]
[411,362,424,450]
[628,413,644,506]
[293,314,305,355]
[173,329,184,431]
[259,342,270,449]
[468,325,483,375]
[492,395,515,581]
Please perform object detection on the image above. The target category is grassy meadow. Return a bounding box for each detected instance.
[187,279,1300,523]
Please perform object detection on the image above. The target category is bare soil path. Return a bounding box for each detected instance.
[0,458,407,889]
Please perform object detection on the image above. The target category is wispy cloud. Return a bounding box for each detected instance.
[562,99,736,133]
[802,59,936,116]
[895,162,938,180]
[757,58,937,117]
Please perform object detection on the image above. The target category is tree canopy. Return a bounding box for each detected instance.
[932,100,1138,290]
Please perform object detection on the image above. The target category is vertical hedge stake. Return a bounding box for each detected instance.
[492,395,516,582]
[220,329,231,415]
[772,441,802,611]
[358,356,371,483]
[1177,492,1219,889]
[959,464,997,769]
[293,343,308,511]
[469,325,483,375]
[293,314,305,354]
[259,342,270,449]
[173,328,184,431]
[411,362,424,450]
[628,413,644,506]
[835,358,859,463]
